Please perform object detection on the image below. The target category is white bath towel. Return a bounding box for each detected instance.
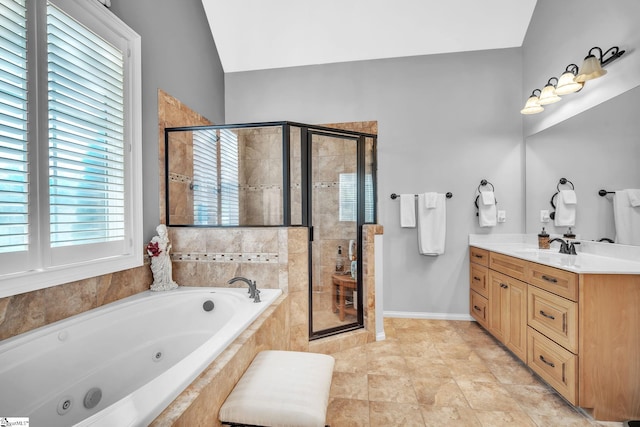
[554,190,577,227]
[478,191,497,227]
[417,193,446,256]
[613,190,640,245]
[424,192,438,209]
[400,194,416,228]
[627,189,640,207]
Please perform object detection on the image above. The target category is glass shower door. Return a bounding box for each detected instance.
[308,130,362,336]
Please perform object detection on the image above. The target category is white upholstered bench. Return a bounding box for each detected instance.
[219,350,335,427]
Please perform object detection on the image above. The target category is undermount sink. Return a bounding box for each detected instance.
[512,248,581,267]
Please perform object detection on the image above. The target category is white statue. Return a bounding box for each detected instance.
[147,224,179,291]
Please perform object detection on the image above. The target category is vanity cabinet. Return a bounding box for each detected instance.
[469,247,489,328]
[488,270,527,360]
[469,246,640,421]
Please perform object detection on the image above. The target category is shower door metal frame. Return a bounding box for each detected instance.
[304,127,368,340]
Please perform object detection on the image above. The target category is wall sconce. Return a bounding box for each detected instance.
[520,89,544,114]
[538,77,562,105]
[521,45,626,115]
[555,64,583,95]
[575,46,625,82]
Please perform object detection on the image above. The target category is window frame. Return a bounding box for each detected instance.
[0,0,142,298]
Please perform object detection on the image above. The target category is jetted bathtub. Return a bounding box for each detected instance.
[0,286,282,426]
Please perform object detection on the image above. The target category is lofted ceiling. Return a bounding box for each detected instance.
[201,0,538,73]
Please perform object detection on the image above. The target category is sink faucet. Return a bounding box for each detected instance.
[549,238,580,255]
[549,238,570,254]
[227,276,261,302]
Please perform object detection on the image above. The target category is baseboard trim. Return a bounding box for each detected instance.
[383,311,474,322]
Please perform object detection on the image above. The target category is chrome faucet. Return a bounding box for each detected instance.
[227,276,261,302]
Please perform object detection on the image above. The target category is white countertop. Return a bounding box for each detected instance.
[469,234,640,275]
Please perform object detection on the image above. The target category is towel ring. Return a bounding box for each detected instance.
[474,179,497,216]
[549,177,575,220]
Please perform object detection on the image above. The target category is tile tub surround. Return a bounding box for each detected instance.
[0,264,152,341]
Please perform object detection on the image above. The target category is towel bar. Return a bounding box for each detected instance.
[390,192,453,200]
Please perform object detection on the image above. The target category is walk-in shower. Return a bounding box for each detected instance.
[165,122,377,338]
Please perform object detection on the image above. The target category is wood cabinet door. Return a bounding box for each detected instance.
[488,270,508,342]
[505,277,527,361]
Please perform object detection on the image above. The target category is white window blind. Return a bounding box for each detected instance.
[48,2,125,247]
[219,129,239,226]
[193,129,218,225]
[0,0,28,254]
[338,173,374,223]
[0,0,142,298]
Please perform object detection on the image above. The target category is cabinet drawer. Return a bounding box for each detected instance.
[528,286,578,353]
[470,263,488,298]
[470,290,488,328]
[489,252,527,281]
[528,327,577,405]
[470,247,489,266]
[527,263,578,301]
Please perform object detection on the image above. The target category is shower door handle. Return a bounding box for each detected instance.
[309,226,314,242]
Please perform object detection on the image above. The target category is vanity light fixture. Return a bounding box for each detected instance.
[538,77,562,105]
[521,45,625,115]
[520,89,544,115]
[575,46,625,83]
[555,64,583,95]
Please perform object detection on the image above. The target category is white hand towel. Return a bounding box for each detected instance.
[478,191,497,227]
[627,189,640,207]
[400,194,416,228]
[614,190,640,245]
[424,192,438,209]
[554,190,577,226]
[480,191,495,205]
[417,193,446,256]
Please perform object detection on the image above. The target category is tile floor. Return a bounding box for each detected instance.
[325,318,625,427]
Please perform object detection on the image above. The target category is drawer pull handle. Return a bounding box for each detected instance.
[539,310,555,320]
[473,276,481,281]
[473,305,482,312]
[541,275,558,283]
[539,355,555,368]
[500,283,508,289]
[474,254,484,259]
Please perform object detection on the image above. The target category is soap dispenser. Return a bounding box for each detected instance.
[335,246,345,273]
[538,227,550,249]
[563,227,576,240]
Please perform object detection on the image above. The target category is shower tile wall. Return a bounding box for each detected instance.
[237,127,284,225]
[158,89,212,224]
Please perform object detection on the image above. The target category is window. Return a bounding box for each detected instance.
[0,0,142,297]
[192,128,239,226]
[338,173,374,223]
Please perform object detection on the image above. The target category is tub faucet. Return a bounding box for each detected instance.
[549,238,571,254]
[227,277,261,303]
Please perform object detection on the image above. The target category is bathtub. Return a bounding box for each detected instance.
[0,286,282,427]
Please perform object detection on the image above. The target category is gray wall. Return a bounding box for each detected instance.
[109,0,226,241]
[226,49,525,316]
